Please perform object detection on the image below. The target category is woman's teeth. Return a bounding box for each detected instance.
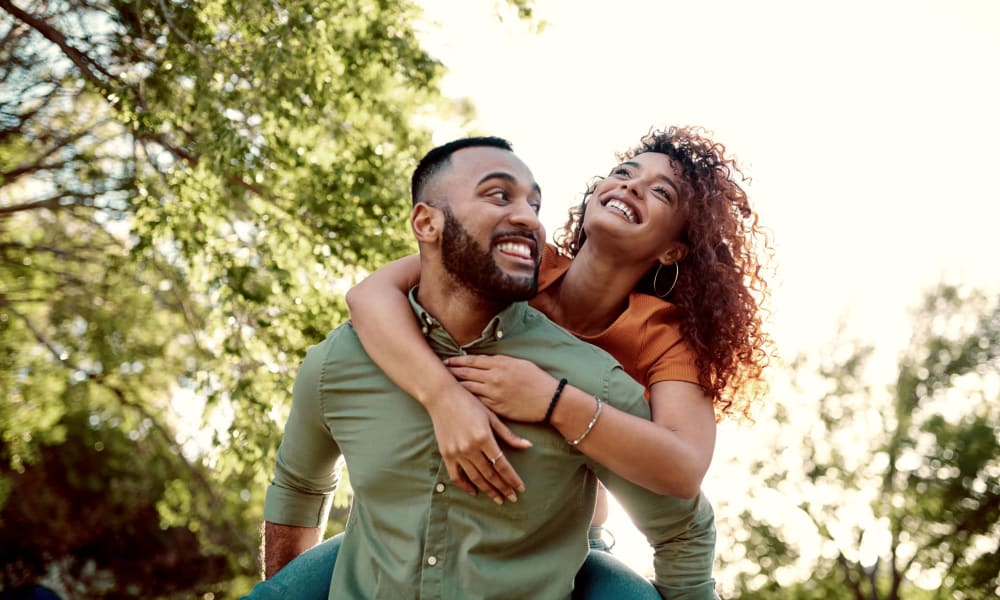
[606,199,636,223]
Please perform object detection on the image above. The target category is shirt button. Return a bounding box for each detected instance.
[435,483,445,493]
[496,330,504,339]
[427,556,438,566]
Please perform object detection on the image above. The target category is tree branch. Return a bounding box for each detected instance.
[0,4,29,54]
[147,255,211,358]
[834,552,866,600]
[0,80,82,145]
[156,0,199,51]
[0,239,107,261]
[136,130,197,166]
[0,188,119,217]
[0,196,62,216]
[2,158,75,182]
[0,0,116,89]
[900,492,1000,581]
[1,115,121,180]
[1,302,68,365]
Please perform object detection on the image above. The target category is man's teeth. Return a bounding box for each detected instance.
[497,242,532,259]
[606,199,636,223]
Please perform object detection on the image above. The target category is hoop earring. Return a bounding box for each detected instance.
[652,263,679,298]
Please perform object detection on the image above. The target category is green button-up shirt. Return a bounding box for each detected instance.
[264,292,716,599]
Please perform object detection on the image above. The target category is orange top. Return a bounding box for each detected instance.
[529,244,700,390]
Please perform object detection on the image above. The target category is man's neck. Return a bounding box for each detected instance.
[415,269,509,346]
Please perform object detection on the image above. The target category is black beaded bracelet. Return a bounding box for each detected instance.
[543,378,569,423]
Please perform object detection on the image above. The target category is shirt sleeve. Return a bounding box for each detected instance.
[263,334,343,528]
[643,313,700,388]
[645,334,700,387]
[591,368,718,599]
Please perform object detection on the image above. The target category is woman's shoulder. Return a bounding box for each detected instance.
[624,292,683,330]
[537,243,571,292]
[623,293,699,386]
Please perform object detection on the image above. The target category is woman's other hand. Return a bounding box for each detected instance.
[424,382,531,504]
[444,354,557,423]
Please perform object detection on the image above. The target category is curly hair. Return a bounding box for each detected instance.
[554,126,774,421]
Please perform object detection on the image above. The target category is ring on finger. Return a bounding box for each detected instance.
[487,451,504,466]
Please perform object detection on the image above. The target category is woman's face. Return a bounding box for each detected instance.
[582,151,689,262]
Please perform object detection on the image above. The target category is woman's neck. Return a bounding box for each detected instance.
[546,244,647,336]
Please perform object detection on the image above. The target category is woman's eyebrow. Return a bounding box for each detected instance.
[657,175,680,196]
[622,161,680,196]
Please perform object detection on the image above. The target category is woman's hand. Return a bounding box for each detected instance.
[443,354,558,423]
[423,383,531,504]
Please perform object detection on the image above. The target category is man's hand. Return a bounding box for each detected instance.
[263,521,322,579]
[424,384,531,504]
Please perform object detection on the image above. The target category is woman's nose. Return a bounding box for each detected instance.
[621,179,641,197]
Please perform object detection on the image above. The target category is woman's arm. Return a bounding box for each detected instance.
[552,380,715,498]
[345,255,530,504]
[443,355,716,498]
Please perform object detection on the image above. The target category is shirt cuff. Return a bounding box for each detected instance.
[263,483,334,528]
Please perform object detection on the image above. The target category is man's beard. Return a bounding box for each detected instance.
[440,206,539,304]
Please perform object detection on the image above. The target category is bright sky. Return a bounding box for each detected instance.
[415,0,1000,581]
[418,0,1000,359]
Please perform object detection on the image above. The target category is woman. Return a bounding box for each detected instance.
[247,126,772,599]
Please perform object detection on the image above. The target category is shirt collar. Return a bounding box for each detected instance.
[407,287,528,355]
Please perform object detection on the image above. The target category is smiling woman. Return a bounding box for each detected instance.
[573,152,691,303]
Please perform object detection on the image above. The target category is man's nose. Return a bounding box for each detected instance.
[509,199,541,231]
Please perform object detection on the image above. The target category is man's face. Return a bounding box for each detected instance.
[439,204,539,303]
[430,147,544,303]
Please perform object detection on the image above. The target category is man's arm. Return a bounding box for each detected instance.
[260,334,343,577]
[263,521,323,578]
[591,369,719,599]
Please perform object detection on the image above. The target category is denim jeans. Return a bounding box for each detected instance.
[241,534,341,600]
[572,548,660,600]
[243,531,660,599]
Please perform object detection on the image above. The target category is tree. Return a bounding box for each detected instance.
[0,0,531,594]
[716,283,1000,599]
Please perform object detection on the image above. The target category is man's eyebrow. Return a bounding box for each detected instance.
[623,160,680,196]
[477,171,542,197]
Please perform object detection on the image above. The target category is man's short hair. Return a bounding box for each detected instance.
[411,136,513,205]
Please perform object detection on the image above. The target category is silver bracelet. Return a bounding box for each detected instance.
[568,396,603,446]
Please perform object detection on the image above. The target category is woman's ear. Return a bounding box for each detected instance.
[411,202,444,244]
[658,242,689,266]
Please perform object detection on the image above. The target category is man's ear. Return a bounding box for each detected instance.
[658,242,688,266]
[412,202,444,243]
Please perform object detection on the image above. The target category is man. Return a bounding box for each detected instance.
[260,137,715,599]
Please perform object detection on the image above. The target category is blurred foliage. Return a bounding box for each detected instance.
[0,0,532,595]
[719,283,1000,599]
